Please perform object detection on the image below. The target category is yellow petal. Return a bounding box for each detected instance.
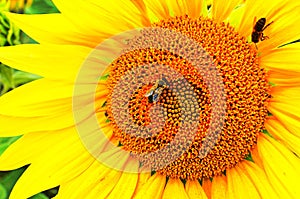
[165,0,207,19]
[255,134,300,198]
[227,4,246,28]
[186,0,208,19]
[185,180,208,199]
[160,0,188,18]
[259,133,300,169]
[201,178,212,199]
[59,165,122,199]
[237,0,300,50]
[237,0,278,35]
[211,175,227,198]
[0,130,71,170]
[83,170,122,199]
[268,104,300,140]
[4,13,99,47]
[106,158,139,199]
[252,147,286,197]
[267,112,300,140]
[211,0,240,23]
[7,128,98,199]
[0,114,74,137]
[250,144,264,169]
[132,167,152,196]
[268,86,300,140]
[269,102,300,123]
[134,174,166,199]
[227,164,261,199]
[266,117,300,157]
[141,0,208,23]
[141,0,170,23]
[258,3,300,52]
[87,0,149,26]
[0,44,91,81]
[126,0,151,26]
[162,178,189,199]
[261,42,300,72]
[0,79,73,117]
[52,0,144,35]
[52,149,128,199]
[0,77,107,136]
[0,80,79,136]
[267,69,300,87]
[270,86,300,106]
[239,160,279,198]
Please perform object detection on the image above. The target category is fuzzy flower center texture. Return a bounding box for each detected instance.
[104,15,270,180]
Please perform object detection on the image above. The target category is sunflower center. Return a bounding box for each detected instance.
[105,15,270,180]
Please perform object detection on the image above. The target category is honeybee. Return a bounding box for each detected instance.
[252,17,273,48]
[145,77,169,103]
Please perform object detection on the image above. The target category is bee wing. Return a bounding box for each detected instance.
[145,89,154,97]
[152,92,160,103]
[262,20,274,31]
[253,16,257,30]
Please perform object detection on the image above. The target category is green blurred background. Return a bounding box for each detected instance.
[0,1,59,198]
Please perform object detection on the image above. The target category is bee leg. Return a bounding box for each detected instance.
[261,34,269,41]
[145,89,154,97]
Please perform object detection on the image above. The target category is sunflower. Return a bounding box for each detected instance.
[0,0,300,198]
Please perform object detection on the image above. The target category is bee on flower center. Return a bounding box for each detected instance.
[145,77,169,103]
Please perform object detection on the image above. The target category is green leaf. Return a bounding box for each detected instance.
[25,0,59,14]
[0,20,8,36]
[0,136,20,156]
[99,73,110,81]
[0,64,14,89]
[0,67,41,95]
[6,21,20,46]
[13,71,41,86]
[0,183,7,199]
[20,31,37,44]
[43,187,58,198]
[0,33,6,46]
[0,142,10,156]
[0,77,11,95]
[0,167,26,192]
[0,14,10,29]
[262,129,273,137]
[245,152,254,162]
[29,193,49,199]
[269,81,276,87]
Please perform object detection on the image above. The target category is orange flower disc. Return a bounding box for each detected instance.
[105,16,270,180]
